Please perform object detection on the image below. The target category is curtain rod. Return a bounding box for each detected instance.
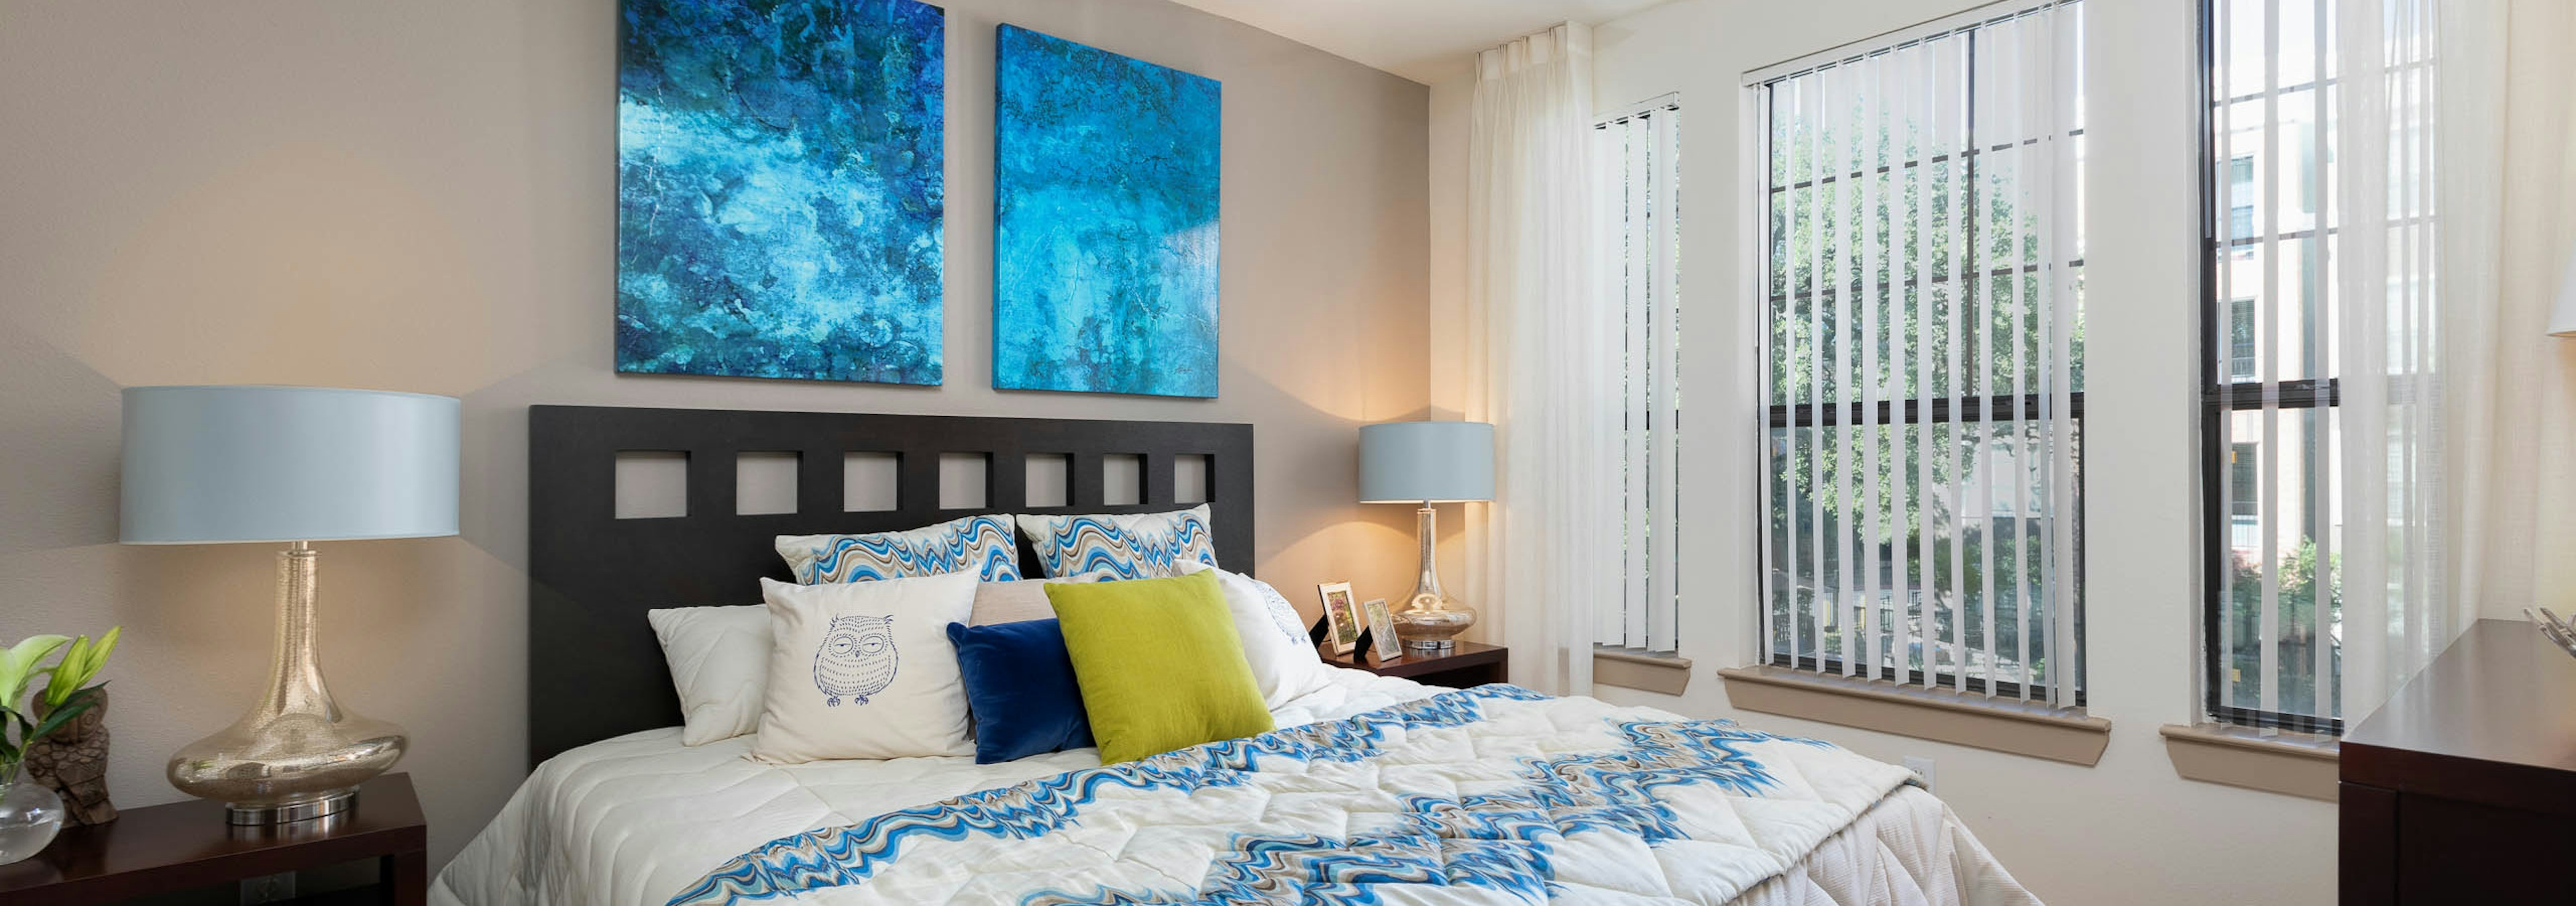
[1594,92,1681,127]
[1741,0,2076,86]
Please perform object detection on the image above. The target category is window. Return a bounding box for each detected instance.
[2227,155,2257,240]
[2226,297,2257,380]
[2228,442,2261,548]
[1597,95,1682,654]
[1754,1,2086,705]
[2198,0,2432,734]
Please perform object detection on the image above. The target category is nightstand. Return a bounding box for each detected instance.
[1327,640,1509,689]
[0,772,427,906]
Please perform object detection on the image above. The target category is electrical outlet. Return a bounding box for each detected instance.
[240,872,297,905]
[1901,755,1937,793]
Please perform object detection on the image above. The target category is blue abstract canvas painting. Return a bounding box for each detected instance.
[993,25,1221,398]
[616,0,945,385]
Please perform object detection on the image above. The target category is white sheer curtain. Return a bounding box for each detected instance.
[2339,0,2576,717]
[1461,23,1619,695]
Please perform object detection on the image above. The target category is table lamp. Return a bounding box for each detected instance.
[120,386,458,825]
[1359,421,1495,650]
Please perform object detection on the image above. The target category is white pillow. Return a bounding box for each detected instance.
[750,571,979,762]
[1179,563,1333,708]
[646,604,768,746]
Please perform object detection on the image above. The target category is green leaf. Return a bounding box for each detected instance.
[0,635,70,714]
[41,636,89,709]
[87,627,121,674]
[40,626,119,710]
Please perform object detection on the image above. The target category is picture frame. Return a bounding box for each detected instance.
[1361,598,1401,662]
[1316,582,1361,655]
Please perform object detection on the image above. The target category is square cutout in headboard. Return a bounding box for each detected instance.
[1026,453,1070,507]
[1176,454,1210,504]
[613,451,688,519]
[735,452,799,515]
[1104,453,1142,505]
[939,452,989,509]
[843,452,900,512]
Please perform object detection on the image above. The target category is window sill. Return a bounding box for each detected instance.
[2158,722,2339,801]
[1716,665,2110,765]
[1593,648,1693,695]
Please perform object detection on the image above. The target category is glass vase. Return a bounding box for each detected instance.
[0,762,66,866]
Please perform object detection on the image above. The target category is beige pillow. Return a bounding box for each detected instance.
[969,571,1120,625]
[750,571,979,763]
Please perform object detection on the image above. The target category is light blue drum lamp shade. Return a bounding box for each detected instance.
[1359,421,1495,504]
[120,385,461,544]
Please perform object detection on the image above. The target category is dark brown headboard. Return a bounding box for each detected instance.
[526,404,1254,767]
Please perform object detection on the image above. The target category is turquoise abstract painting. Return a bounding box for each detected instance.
[993,25,1221,398]
[616,0,945,385]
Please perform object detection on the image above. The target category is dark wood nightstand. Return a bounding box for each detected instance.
[0,772,427,906]
[1327,640,1509,689]
[2340,620,2576,904]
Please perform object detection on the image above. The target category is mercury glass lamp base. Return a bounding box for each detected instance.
[169,544,407,826]
[227,791,355,826]
[1388,506,1478,652]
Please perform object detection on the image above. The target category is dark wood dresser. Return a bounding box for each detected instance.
[2341,619,2576,905]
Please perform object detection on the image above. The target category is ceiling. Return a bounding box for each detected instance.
[1163,0,1672,85]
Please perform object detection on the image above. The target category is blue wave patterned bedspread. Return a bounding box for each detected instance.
[667,685,1923,905]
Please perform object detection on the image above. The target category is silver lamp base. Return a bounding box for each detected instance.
[168,544,407,825]
[1388,506,1477,652]
[226,791,355,826]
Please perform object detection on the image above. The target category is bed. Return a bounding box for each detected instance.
[434,405,2035,906]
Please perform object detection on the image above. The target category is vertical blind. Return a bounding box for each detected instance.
[1756,0,2086,705]
[1597,97,1682,654]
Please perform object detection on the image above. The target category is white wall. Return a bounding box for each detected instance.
[1431,0,2337,902]
[0,0,1429,869]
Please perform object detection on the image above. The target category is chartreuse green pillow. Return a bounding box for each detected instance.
[1044,570,1274,764]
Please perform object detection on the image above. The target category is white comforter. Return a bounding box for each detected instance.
[435,670,2033,906]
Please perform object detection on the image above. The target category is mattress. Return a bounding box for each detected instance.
[434,670,2034,906]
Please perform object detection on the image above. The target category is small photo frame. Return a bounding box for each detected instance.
[1317,581,1361,655]
[1361,598,1401,661]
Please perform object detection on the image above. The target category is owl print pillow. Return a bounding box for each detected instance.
[750,570,979,763]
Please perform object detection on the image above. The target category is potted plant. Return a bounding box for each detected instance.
[0,628,117,866]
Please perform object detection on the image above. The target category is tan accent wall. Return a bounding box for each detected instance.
[0,0,1429,867]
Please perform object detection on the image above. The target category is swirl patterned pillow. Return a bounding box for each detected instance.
[1014,505,1218,578]
[776,515,1021,585]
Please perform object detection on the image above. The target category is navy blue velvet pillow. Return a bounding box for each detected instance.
[946,619,1095,764]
